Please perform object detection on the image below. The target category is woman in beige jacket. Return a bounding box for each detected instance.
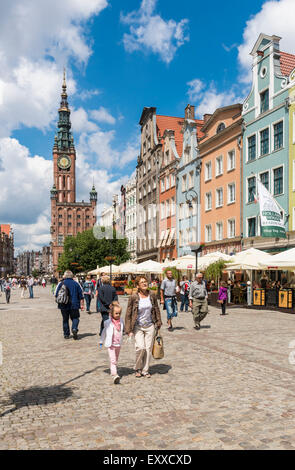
[125,276,162,378]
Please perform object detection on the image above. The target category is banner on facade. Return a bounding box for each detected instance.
[257,180,286,239]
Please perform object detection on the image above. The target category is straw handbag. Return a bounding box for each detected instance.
[152,329,164,359]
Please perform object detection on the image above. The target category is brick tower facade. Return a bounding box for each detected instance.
[50,71,97,274]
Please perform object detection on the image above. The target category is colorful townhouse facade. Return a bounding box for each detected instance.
[199,104,243,255]
[289,70,295,232]
[158,118,184,262]
[176,105,204,257]
[242,34,295,253]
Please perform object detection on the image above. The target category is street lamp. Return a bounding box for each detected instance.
[185,188,202,275]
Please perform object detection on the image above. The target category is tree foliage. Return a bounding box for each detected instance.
[204,260,227,284]
[163,266,181,281]
[57,229,130,274]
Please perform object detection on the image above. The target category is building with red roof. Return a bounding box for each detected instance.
[0,224,14,276]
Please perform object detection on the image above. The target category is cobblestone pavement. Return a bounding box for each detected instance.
[1,286,295,450]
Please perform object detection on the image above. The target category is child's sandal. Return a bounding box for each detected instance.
[135,370,142,378]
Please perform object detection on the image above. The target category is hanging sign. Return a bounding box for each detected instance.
[257,180,286,239]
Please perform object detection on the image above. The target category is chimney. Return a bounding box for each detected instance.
[185,104,195,120]
[203,114,212,124]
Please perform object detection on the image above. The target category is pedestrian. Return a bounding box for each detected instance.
[160,270,178,331]
[51,275,58,294]
[83,274,95,313]
[55,270,84,340]
[100,302,124,384]
[179,275,190,312]
[27,275,34,299]
[189,272,209,330]
[20,278,27,298]
[42,277,46,288]
[95,272,105,313]
[97,275,118,336]
[4,278,11,303]
[218,281,228,316]
[125,276,162,378]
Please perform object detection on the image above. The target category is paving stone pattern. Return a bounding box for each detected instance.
[1,286,295,449]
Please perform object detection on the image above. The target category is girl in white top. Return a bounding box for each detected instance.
[100,302,124,384]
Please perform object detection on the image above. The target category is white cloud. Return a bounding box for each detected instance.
[0,136,130,252]
[71,107,99,133]
[121,0,189,64]
[187,79,205,102]
[77,128,139,169]
[187,79,245,118]
[238,0,295,83]
[0,0,108,134]
[90,107,116,125]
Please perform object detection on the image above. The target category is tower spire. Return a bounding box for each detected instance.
[55,68,73,150]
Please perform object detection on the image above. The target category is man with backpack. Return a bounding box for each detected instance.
[55,270,84,340]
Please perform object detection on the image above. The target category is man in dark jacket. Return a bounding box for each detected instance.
[55,270,84,340]
[97,275,118,335]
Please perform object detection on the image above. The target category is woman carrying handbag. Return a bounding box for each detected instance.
[125,276,162,378]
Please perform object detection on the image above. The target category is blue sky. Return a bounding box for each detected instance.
[0,0,294,251]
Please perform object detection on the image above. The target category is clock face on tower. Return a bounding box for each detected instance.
[57,155,71,170]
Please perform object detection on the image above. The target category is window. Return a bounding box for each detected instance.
[248,176,256,203]
[248,217,256,237]
[182,175,187,192]
[171,197,175,216]
[161,202,165,219]
[179,203,184,219]
[166,200,170,218]
[143,164,146,175]
[216,188,223,207]
[179,230,183,247]
[166,176,170,190]
[274,121,283,151]
[171,174,175,187]
[153,177,156,190]
[58,235,63,246]
[260,89,269,114]
[205,225,212,242]
[161,179,165,192]
[205,192,212,211]
[216,222,223,241]
[143,185,146,197]
[148,183,151,193]
[260,128,269,156]
[227,150,235,171]
[205,162,212,181]
[77,222,81,227]
[248,135,256,161]
[68,222,72,227]
[260,171,269,191]
[216,122,225,134]
[147,158,151,171]
[228,183,236,204]
[58,222,62,227]
[228,219,235,238]
[216,156,223,176]
[188,171,194,188]
[58,214,62,219]
[273,167,283,195]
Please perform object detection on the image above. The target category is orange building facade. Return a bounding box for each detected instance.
[158,120,183,262]
[199,104,243,255]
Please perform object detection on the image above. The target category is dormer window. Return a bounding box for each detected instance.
[216,123,225,134]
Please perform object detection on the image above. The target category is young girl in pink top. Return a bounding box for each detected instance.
[100,302,124,384]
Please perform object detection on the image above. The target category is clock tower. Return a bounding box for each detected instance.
[50,71,97,274]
